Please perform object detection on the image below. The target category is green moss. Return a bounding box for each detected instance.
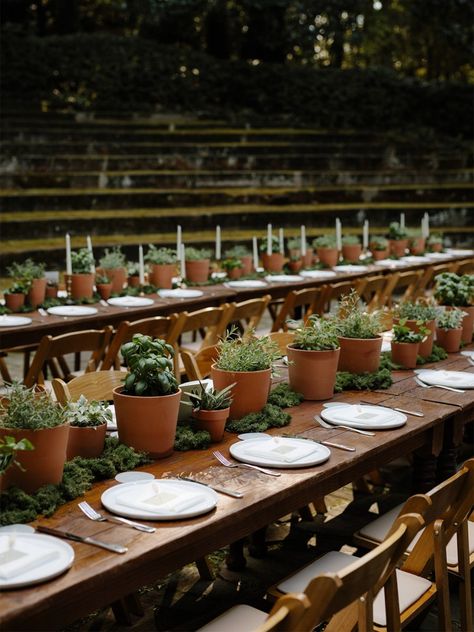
[226,404,291,433]
[335,367,393,392]
[267,383,304,408]
[416,344,448,365]
[174,425,211,451]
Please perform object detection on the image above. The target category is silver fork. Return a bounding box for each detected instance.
[314,415,375,436]
[414,377,465,393]
[213,450,281,477]
[78,501,156,533]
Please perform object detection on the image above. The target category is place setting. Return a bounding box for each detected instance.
[318,401,408,430]
[229,435,331,469]
[107,296,155,307]
[413,369,474,392]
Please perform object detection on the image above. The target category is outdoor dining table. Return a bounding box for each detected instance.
[1,348,473,631]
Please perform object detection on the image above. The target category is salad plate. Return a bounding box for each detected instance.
[47,306,97,317]
[107,297,154,307]
[230,437,330,469]
[321,404,407,430]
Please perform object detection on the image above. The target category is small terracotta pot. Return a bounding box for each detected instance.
[98,267,127,293]
[389,239,409,258]
[97,283,112,301]
[372,249,389,261]
[317,247,339,268]
[261,253,284,272]
[113,387,181,458]
[302,248,314,268]
[436,327,463,353]
[287,346,340,400]
[185,259,210,283]
[288,248,301,260]
[227,267,243,280]
[391,341,420,369]
[4,293,25,312]
[429,243,442,253]
[193,408,230,442]
[211,365,271,420]
[337,336,382,374]
[0,423,70,494]
[289,260,303,273]
[66,423,107,460]
[240,256,253,275]
[45,285,58,299]
[150,263,176,289]
[128,275,141,288]
[410,237,426,255]
[342,244,362,263]
[70,273,94,300]
[393,318,435,358]
[27,277,47,308]
[460,305,474,344]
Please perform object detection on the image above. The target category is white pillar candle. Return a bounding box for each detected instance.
[301,225,306,256]
[363,220,369,250]
[335,218,342,251]
[180,243,186,279]
[279,228,284,254]
[252,236,258,271]
[65,233,72,275]
[86,235,96,274]
[138,245,145,285]
[400,212,405,231]
[267,224,272,255]
[176,225,182,256]
[215,225,221,260]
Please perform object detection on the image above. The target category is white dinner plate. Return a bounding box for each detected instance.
[47,306,98,317]
[0,315,32,327]
[264,275,304,283]
[101,479,218,520]
[333,265,369,272]
[460,351,474,359]
[415,370,474,390]
[373,259,408,267]
[401,256,427,263]
[107,296,154,307]
[299,270,337,279]
[321,404,407,430]
[158,289,204,299]
[225,280,268,289]
[229,437,330,469]
[424,252,452,260]
[445,248,474,255]
[0,533,74,590]
[115,471,155,483]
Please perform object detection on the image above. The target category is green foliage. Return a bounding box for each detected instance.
[392,319,428,343]
[221,257,243,272]
[145,245,177,265]
[436,308,465,330]
[342,235,360,246]
[174,425,211,451]
[287,238,303,250]
[370,236,388,250]
[95,273,110,285]
[428,233,443,246]
[292,316,340,351]
[226,404,291,433]
[185,246,212,261]
[224,245,250,258]
[388,222,408,240]
[6,280,30,294]
[259,235,281,254]
[313,235,337,249]
[65,395,112,428]
[336,290,382,339]
[267,383,304,408]
[71,248,94,274]
[215,330,280,372]
[127,261,140,276]
[7,258,45,281]
[98,246,126,269]
[0,435,34,475]
[416,344,448,365]
[0,383,66,430]
[434,272,474,307]
[121,334,179,396]
[335,367,393,392]
[395,300,437,322]
[188,382,234,411]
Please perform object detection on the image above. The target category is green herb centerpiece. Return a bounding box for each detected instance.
[391,318,429,369]
[394,300,438,357]
[189,382,234,442]
[70,248,95,300]
[3,278,31,313]
[95,273,112,300]
[221,257,244,280]
[388,222,409,258]
[313,235,339,267]
[185,247,212,283]
[427,233,443,252]
[145,245,178,289]
[369,235,389,260]
[341,235,362,263]
[435,308,465,353]
[0,435,34,477]
[407,228,426,255]
[7,258,47,308]
[65,395,112,459]
[434,272,474,344]
[224,245,253,275]
[98,246,127,293]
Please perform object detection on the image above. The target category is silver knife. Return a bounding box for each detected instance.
[178,476,243,498]
[36,525,128,554]
[359,401,424,417]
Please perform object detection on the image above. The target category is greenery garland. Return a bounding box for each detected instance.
[335,353,393,392]
[226,404,291,433]
[174,425,211,451]
[267,383,304,408]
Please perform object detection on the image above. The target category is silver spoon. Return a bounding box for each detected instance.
[414,376,465,393]
[314,415,375,436]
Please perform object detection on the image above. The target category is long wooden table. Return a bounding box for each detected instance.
[1,350,473,631]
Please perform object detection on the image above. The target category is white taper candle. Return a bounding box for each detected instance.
[400,212,405,231]
[138,245,145,285]
[363,220,369,250]
[252,236,258,271]
[301,225,306,256]
[176,225,182,256]
[336,218,342,251]
[267,224,272,255]
[215,225,221,260]
[180,243,186,279]
[279,228,284,254]
[86,235,95,274]
[65,233,72,275]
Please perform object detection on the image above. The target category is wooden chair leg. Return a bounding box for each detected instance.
[195,556,214,580]
[111,592,143,624]
[248,527,267,558]
[457,521,473,632]
[433,519,452,632]
[0,354,12,383]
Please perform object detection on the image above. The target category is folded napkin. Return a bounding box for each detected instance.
[325,405,392,425]
[243,439,319,463]
[116,482,205,514]
[0,535,59,580]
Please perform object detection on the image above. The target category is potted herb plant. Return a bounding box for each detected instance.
[369,235,389,260]
[341,235,362,263]
[313,235,339,267]
[7,259,47,308]
[224,245,253,275]
[336,290,383,374]
[3,280,30,312]
[288,253,303,273]
[145,245,177,289]
[95,273,113,300]
[408,229,426,256]
[434,272,474,344]
[222,257,243,280]
[113,334,181,458]
[189,382,234,442]
[287,237,301,261]
[65,395,110,459]
[435,308,465,353]
[127,261,141,287]
[287,316,340,400]
[0,383,69,493]
[391,318,428,369]
[185,247,212,283]
[70,248,95,299]
[393,301,438,358]
[0,434,34,478]
[45,279,59,299]
[427,233,443,252]
[211,330,280,419]
[388,222,409,258]
[260,236,284,272]
[98,246,127,293]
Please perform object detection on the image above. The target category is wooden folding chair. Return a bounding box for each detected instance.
[359,275,389,312]
[52,370,126,404]
[181,345,218,381]
[378,270,423,308]
[319,278,367,315]
[414,263,456,299]
[23,327,114,388]
[454,258,474,275]
[267,331,295,355]
[227,295,271,334]
[271,287,325,332]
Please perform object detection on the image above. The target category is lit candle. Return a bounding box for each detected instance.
[363,220,369,250]
[65,233,72,275]
[400,212,405,231]
[267,224,272,255]
[335,218,342,251]
[176,225,182,256]
[86,235,95,274]
[252,236,258,271]
[215,225,221,260]
[301,225,306,256]
[138,245,145,285]
[180,243,186,279]
[279,228,284,254]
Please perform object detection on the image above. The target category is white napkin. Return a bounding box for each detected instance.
[243,439,319,463]
[116,482,205,514]
[325,405,393,425]
[0,535,59,580]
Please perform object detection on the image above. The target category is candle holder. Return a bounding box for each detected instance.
[64,274,72,298]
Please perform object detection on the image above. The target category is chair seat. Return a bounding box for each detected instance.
[197,604,268,631]
[373,569,432,627]
[276,550,354,594]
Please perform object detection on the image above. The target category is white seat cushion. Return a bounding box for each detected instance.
[446,521,474,566]
[197,604,268,632]
[373,569,432,626]
[276,550,354,594]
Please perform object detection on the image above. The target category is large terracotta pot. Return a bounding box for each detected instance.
[372,249,389,261]
[460,306,474,344]
[211,365,271,420]
[393,318,435,358]
[342,244,362,263]
[45,285,58,299]
[337,336,382,374]
[261,253,284,272]
[113,387,181,458]
[227,267,243,280]
[435,327,463,353]
[98,267,127,293]
[0,423,70,494]
[429,243,443,253]
[289,260,303,273]
[240,256,253,275]
[193,408,230,442]
[150,263,176,289]
[66,423,107,460]
[317,247,339,268]
[410,237,426,255]
[27,277,47,308]
[185,259,210,283]
[391,341,419,369]
[287,346,340,400]
[70,273,94,300]
[97,283,112,301]
[302,248,314,268]
[389,239,409,258]
[4,293,25,312]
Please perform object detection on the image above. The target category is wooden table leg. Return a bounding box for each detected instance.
[226,539,247,570]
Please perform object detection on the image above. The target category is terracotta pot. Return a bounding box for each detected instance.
[372,249,389,261]
[410,237,426,255]
[66,423,107,460]
[97,283,112,301]
[150,263,176,289]
[27,277,47,308]
[289,260,303,273]
[337,336,382,374]
[317,247,339,268]
[429,243,443,253]
[4,293,25,312]
[193,408,230,442]
[389,239,409,258]
[460,305,474,344]
[342,244,362,263]
[113,387,181,458]
[128,275,141,288]
[288,248,301,261]
[261,253,284,272]
[227,267,243,280]
[393,318,435,358]
[70,273,94,300]
[45,285,58,299]
[435,327,463,353]
[211,365,271,420]
[302,248,314,268]
[185,259,210,283]
[0,423,70,494]
[391,341,420,369]
[98,267,127,293]
[240,255,253,275]
[287,345,340,400]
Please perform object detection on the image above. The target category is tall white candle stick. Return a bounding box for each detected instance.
[180,243,186,279]
[363,220,369,251]
[65,233,72,275]
[400,212,405,231]
[335,218,342,251]
[138,245,145,285]
[279,228,284,255]
[176,225,182,255]
[215,225,221,260]
[86,235,96,274]
[267,224,272,256]
[301,225,306,256]
[252,236,258,271]
[424,212,430,238]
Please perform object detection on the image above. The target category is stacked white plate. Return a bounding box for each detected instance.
[401,256,428,264]
[333,265,369,272]
[107,296,154,307]
[415,370,474,390]
[320,403,407,430]
[158,289,203,298]
[373,259,408,267]
[264,275,304,283]
[0,315,32,327]
[225,280,268,289]
[47,306,98,316]
[229,437,330,469]
[424,252,453,260]
[300,270,337,279]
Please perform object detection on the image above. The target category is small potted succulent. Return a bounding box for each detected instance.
[211,330,280,419]
[0,434,34,478]
[224,245,252,275]
[185,247,212,283]
[222,257,243,280]
[341,235,362,263]
[113,334,181,458]
[313,235,339,267]
[98,246,127,293]
[127,261,141,287]
[407,229,426,255]
[70,248,95,299]
[65,395,111,459]
[3,280,30,312]
[391,318,429,369]
[145,245,177,289]
[393,301,438,358]
[287,237,302,261]
[287,316,340,400]
[388,222,409,258]
[95,273,113,300]
[189,382,234,442]
[435,308,465,353]
[369,235,389,260]
[427,233,443,252]
[7,259,47,308]
[45,279,59,299]
[434,272,474,344]
[260,236,284,272]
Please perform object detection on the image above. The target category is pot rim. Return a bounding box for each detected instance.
[113,385,182,399]
[337,334,382,342]
[287,344,340,353]
[391,340,419,347]
[192,406,230,416]
[211,363,272,375]
[0,421,70,433]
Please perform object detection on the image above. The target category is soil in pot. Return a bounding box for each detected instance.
[27,278,47,308]
[66,423,107,460]
[193,408,230,442]
[337,336,382,374]
[150,264,176,289]
[389,239,409,258]
[391,341,419,369]
[435,327,463,353]
[342,244,362,263]
[317,247,339,268]
[261,253,284,272]
[71,273,94,300]
[211,365,271,419]
[393,318,435,358]
[287,346,340,400]
[185,259,210,283]
[4,293,25,312]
